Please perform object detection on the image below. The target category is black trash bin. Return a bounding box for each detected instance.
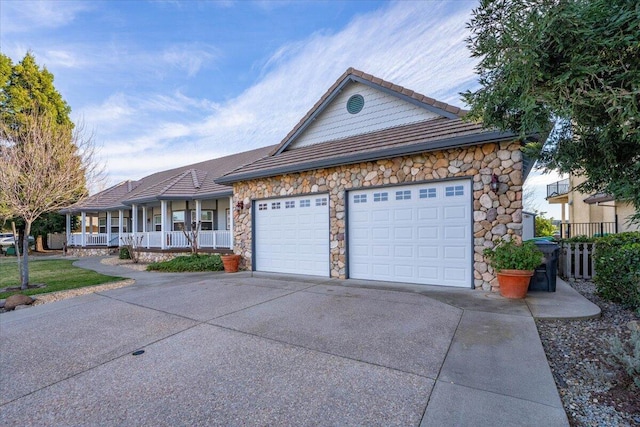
[528,241,559,292]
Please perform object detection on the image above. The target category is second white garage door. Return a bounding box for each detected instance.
[348,180,472,287]
[254,194,329,276]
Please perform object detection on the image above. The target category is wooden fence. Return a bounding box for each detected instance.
[558,242,596,280]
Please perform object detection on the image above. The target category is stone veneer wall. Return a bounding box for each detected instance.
[68,247,113,257]
[232,141,524,291]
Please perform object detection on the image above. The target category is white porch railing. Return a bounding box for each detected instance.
[69,230,232,250]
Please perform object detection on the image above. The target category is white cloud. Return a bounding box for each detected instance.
[0,1,93,33]
[160,43,220,77]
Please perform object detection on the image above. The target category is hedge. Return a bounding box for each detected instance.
[593,232,640,310]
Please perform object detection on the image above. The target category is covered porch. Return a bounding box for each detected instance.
[66,196,234,251]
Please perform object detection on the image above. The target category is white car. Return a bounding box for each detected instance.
[0,233,35,248]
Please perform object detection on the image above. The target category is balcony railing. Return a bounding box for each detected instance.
[558,222,618,239]
[547,178,570,198]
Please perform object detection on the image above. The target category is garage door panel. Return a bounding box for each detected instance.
[444,206,467,219]
[394,245,413,258]
[444,226,466,239]
[372,245,390,257]
[394,208,413,221]
[418,227,438,240]
[418,246,439,258]
[394,265,413,277]
[372,228,389,239]
[444,246,467,259]
[255,194,329,277]
[394,227,413,239]
[348,180,471,287]
[418,207,438,220]
[372,210,390,221]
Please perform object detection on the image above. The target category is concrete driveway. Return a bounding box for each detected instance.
[0,258,574,426]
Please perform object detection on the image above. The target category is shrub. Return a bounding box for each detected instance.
[556,235,596,244]
[119,247,130,260]
[483,239,543,272]
[593,232,640,310]
[606,330,640,390]
[146,254,224,272]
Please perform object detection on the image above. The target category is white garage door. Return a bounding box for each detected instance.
[348,180,472,287]
[254,194,329,276]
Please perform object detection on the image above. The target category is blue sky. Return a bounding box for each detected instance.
[0,0,563,218]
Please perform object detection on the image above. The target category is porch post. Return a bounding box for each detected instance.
[65,214,71,245]
[142,206,147,233]
[132,204,138,237]
[106,211,112,247]
[195,199,202,249]
[161,200,168,249]
[229,196,234,250]
[118,209,124,246]
[81,212,86,247]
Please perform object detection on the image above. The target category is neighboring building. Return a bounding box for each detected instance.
[64,68,536,290]
[546,174,639,238]
[61,146,274,260]
[217,68,535,291]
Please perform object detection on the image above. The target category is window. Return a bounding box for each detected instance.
[258,203,268,211]
[373,192,388,202]
[191,210,214,231]
[419,188,437,199]
[153,214,162,231]
[99,218,106,234]
[353,194,367,204]
[172,210,185,231]
[395,190,411,200]
[315,197,327,206]
[271,202,281,210]
[300,199,311,207]
[445,185,464,197]
[285,201,295,209]
[111,217,127,233]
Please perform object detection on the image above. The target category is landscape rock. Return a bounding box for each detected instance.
[4,294,35,311]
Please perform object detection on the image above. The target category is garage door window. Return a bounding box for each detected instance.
[353,194,367,203]
[271,202,281,209]
[373,192,388,202]
[445,185,464,197]
[285,201,295,209]
[419,188,436,199]
[258,203,268,211]
[315,197,327,206]
[300,199,311,207]
[396,190,411,200]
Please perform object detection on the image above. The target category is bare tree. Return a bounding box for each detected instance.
[179,221,201,255]
[0,108,102,289]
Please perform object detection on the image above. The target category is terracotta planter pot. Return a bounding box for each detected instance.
[221,254,241,273]
[497,269,534,299]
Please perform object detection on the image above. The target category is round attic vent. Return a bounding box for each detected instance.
[346,94,364,114]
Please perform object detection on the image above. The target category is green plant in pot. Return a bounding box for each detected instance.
[483,239,543,299]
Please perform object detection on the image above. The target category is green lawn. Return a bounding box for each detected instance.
[0,258,124,299]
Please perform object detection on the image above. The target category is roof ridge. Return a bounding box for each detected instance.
[190,169,201,189]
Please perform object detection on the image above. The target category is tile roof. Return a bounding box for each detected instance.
[64,144,275,212]
[217,117,516,184]
[270,67,467,156]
